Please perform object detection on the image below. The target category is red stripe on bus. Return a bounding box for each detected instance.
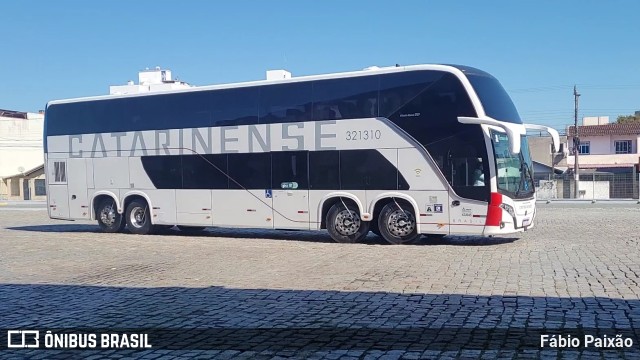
[485,192,502,226]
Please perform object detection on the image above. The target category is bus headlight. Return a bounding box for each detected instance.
[499,203,516,218]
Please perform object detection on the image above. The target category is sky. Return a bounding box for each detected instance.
[1,0,639,131]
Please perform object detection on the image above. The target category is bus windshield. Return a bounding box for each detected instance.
[467,74,522,124]
[490,130,534,199]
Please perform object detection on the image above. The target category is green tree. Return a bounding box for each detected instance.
[616,115,640,124]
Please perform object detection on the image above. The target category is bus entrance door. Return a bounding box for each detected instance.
[272,189,310,230]
[67,158,90,219]
[46,158,70,219]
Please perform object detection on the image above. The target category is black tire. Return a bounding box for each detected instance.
[378,202,419,245]
[326,202,369,243]
[96,198,125,233]
[177,225,207,233]
[125,199,153,235]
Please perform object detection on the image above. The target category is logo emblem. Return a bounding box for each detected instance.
[7,330,40,348]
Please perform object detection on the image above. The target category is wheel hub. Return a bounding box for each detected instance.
[129,206,146,228]
[335,209,361,236]
[100,206,116,226]
[387,209,416,237]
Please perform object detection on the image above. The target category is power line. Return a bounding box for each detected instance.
[509,84,640,93]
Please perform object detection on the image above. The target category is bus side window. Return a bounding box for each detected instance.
[340,150,398,190]
[309,151,340,190]
[272,151,308,190]
[260,82,312,124]
[312,76,379,121]
[182,154,229,190]
[228,153,271,189]
[140,155,183,189]
[211,87,259,126]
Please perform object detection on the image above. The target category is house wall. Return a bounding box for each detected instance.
[0,113,44,177]
[0,168,46,201]
[529,136,567,167]
[567,153,640,166]
[567,134,640,166]
[580,135,639,155]
[579,135,610,155]
[607,135,640,154]
[578,181,610,199]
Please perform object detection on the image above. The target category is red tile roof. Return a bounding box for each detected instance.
[567,123,640,136]
[0,109,28,119]
[579,163,636,168]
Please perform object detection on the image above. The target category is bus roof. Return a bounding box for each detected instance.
[46,64,482,107]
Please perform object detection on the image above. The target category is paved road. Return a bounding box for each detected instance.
[0,200,47,211]
[0,205,639,358]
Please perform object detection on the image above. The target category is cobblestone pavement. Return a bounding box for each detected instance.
[0,204,639,358]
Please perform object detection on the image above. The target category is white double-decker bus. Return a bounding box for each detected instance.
[43,64,558,244]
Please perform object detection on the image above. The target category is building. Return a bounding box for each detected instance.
[109,67,192,95]
[0,164,46,200]
[527,116,640,200]
[566,116,640,199]
[567,116,640,173]
[0,109,44,199]
[528,135,569,200]
[528,135,569,177]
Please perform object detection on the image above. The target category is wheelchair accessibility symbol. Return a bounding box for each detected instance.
[265,189,272,198]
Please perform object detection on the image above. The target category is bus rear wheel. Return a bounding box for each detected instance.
[326,202,369,243]
[378,202,418,244]
[96,198,125,233]
[125,199,153,235]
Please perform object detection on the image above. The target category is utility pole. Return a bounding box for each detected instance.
[573,85,581,198]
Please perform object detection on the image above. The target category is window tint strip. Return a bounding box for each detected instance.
[140,150,408,191]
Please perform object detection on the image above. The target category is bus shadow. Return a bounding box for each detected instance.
[7,224,519,246]
[5,224,100,233]
[417,235,520,246]
[169,227,340,244]
[143,227,520,246]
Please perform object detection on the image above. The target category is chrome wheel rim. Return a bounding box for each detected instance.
[335,209,361,236]
[386,209,416,237]
[100,204,116,226]
[129,206,146,228]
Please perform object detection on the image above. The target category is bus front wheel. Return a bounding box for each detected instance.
[96,198,125,233]
[326,202,369,243]
[125,199,153,235]
[378,202,418,244]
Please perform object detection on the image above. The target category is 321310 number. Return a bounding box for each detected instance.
[345,130,382,141]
